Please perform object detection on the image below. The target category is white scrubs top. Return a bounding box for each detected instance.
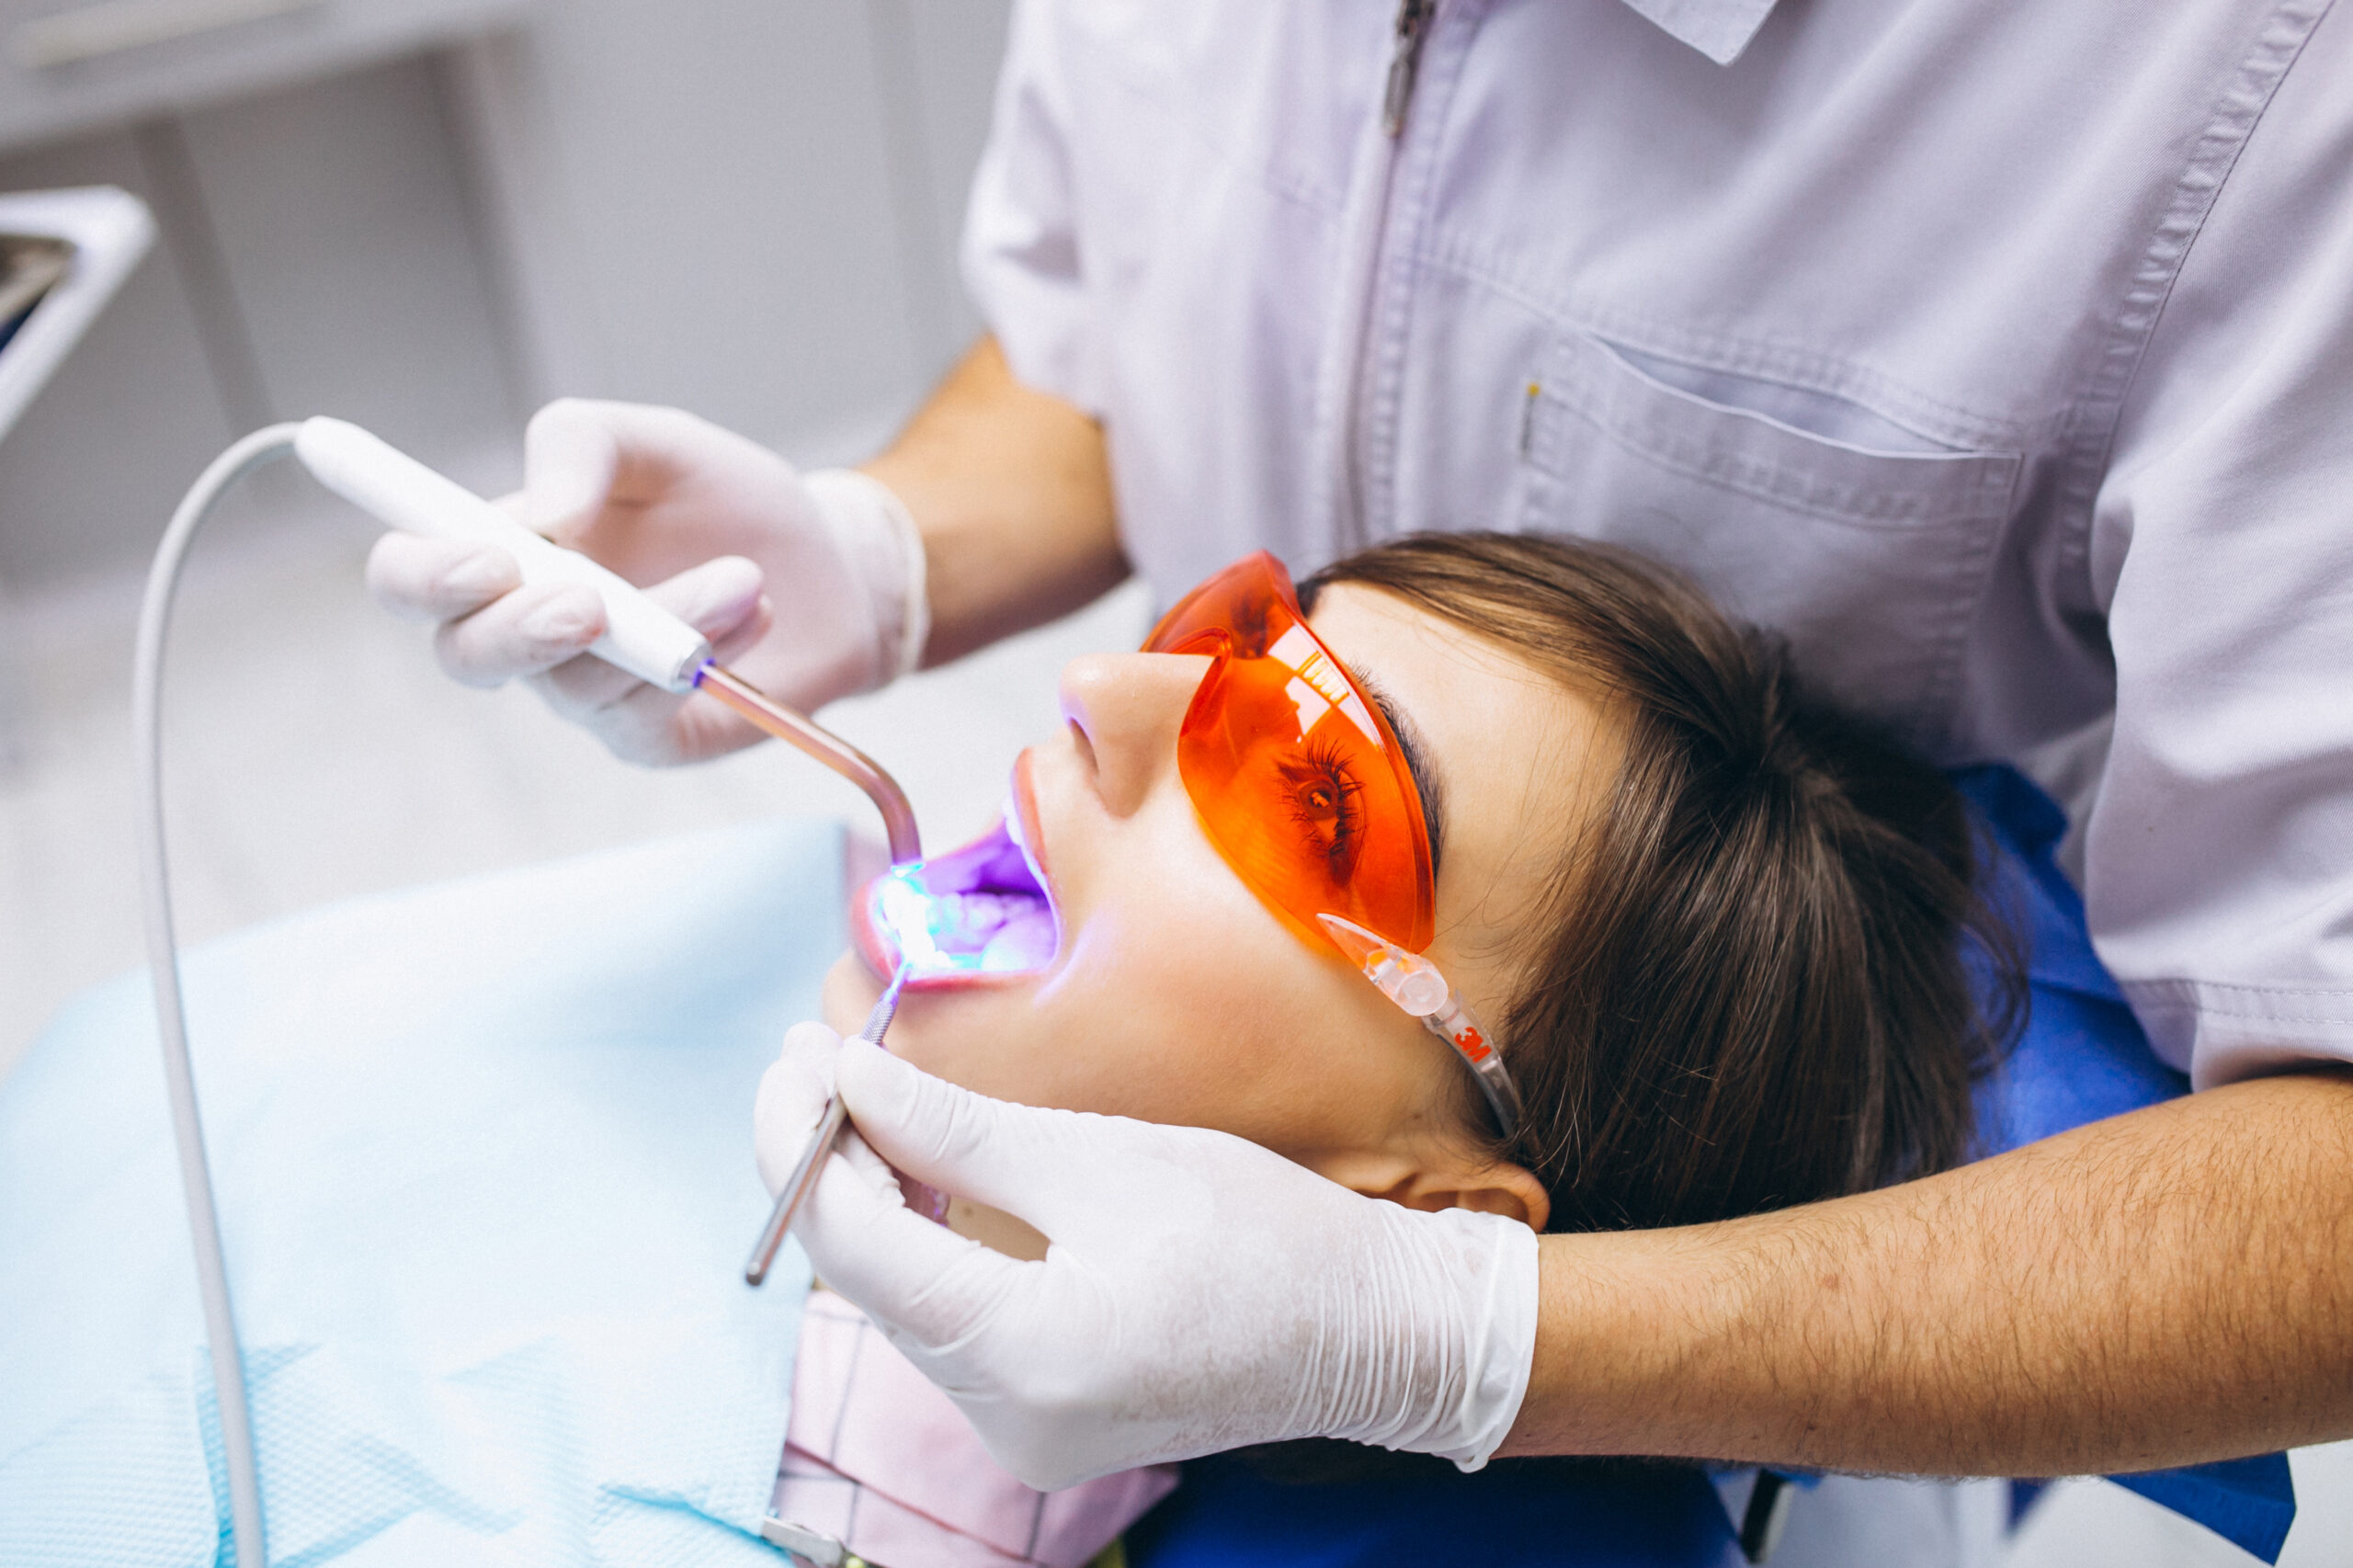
[963,0,2353,1091]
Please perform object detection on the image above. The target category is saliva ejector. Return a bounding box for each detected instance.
[136,419,931,1568]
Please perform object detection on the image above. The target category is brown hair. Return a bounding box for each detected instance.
[1302,532,2019,1233]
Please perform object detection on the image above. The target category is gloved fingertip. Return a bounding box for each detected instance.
[362,533,420,602]
[710,591,776,667]
[665,555,766,638]
[778,1021,844,1080]
[756,1044,824,1110]
[699,559,763,617]
[834,1035,921,1127]
[781,1019,845,1055]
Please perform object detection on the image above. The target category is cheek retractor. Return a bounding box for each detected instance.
[294,417,923,865]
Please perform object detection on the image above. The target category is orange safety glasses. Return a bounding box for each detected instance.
[1146,552,1523,1136]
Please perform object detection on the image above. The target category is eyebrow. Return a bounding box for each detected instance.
[1350,665,1448,875]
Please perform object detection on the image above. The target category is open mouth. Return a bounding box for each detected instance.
[854,801,1060,987]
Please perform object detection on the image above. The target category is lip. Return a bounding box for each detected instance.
[851,748,1063,989]
[1008,748,1058,907]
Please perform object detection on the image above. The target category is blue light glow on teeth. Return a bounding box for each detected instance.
[870,806,1057,978]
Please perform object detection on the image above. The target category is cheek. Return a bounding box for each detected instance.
[1037,784,1318,1108]
[870,801,1360,1143]
[1042,901,1311,1118]
[881,873,1301,1118]
[820,952,881,1035]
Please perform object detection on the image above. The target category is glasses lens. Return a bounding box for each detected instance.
[1146,554,1434,953]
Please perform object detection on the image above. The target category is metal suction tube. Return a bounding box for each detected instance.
[692,664,922,866]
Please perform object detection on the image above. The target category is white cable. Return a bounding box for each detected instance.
[133,422,302,1568]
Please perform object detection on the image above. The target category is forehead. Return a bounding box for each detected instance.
[1306,582,1622,939]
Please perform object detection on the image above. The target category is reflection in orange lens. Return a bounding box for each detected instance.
[1146,552,1435,956]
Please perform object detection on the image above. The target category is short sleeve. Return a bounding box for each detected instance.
[2085,6,2353,1087]
[960,0,1106,415]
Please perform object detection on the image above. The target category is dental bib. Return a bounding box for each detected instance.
[0,821,842,1564]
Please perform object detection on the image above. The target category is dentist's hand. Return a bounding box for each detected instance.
[754,1023,1540,1491]
[367,399,926,764]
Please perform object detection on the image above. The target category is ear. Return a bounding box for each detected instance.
[1313,1148,1552,1233]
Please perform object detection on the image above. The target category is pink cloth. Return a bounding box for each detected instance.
[773,1290,1177,1567]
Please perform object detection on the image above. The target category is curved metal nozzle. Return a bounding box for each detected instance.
[693,663,922,865]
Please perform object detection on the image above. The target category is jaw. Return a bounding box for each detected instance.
[853,812,1060,988]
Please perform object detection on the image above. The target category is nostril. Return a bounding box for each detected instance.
[1066,719,1098,773]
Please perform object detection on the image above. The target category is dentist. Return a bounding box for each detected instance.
[374,0,2353,1552]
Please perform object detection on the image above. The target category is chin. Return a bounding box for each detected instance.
[819,950,883,1034]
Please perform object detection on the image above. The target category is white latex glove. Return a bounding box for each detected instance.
[753,1023,1540,1491]
[366,399,926,764]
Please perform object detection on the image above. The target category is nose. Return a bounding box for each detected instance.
[1058,653,1211,817]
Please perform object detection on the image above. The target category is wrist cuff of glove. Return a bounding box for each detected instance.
[1426,1215,1541,1473]
[804,468,931,687]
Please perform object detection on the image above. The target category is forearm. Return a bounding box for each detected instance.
[1508,1068,2353,1473]
[861,335,1126,665]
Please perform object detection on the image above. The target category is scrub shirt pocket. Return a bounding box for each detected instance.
[1517,333,2021,740]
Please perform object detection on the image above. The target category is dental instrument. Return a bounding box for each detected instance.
[137,419,930,1565]
[291,417,923,864]
[745,957,912,1287]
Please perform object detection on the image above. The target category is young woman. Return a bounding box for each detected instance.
[831,531,2009,1252]
[766,530,2020,1567]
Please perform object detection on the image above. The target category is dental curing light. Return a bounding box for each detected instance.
[291,417,923,864]
[858,804,1059,982]
[136,420,934,1565]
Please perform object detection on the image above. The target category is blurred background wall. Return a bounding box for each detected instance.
[0,0,1008,584]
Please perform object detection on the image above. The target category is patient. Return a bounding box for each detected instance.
[770,531,2017,1565]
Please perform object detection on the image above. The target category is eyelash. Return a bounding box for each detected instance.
[1275,740,1366,881]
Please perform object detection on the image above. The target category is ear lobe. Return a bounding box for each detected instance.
[1317,1150,1551,1233]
